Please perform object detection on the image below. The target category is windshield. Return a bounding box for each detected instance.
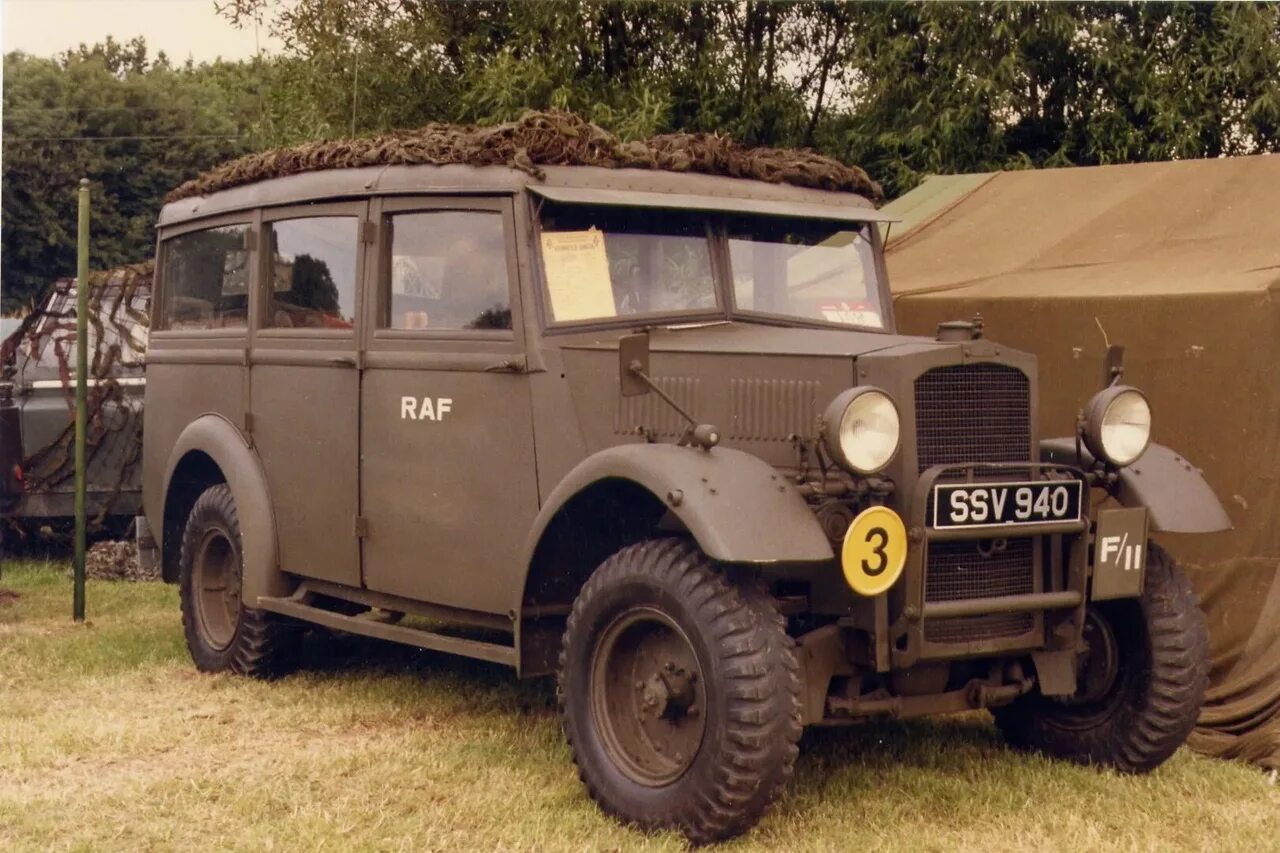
[536,202,885,329]
[538,204,717,323]
[727,217,883,329]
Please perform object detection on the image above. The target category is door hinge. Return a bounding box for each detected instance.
[360,221,377,244]
[353,516,369,538]
[243,411,254,434]
[243,229,258,251]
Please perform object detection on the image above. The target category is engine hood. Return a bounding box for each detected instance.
[547,323,964,470]
[554,321,940,360]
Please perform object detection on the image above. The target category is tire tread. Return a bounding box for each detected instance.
[558,538,801,844]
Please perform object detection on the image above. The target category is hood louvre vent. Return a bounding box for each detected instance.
[728,378,820,442]
[614,376,700,438]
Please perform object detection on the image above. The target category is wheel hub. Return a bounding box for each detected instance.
[1062,608,1121,706]
[638,663,699,720]
[193,525,242,650]
[590,608,707,787]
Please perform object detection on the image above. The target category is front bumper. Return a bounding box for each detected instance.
[885,461,1091,670]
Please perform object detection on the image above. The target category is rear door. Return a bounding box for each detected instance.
[249,202,367,586]
[358,196,538,614]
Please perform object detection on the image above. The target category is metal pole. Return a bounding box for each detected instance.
[73,178,90,622]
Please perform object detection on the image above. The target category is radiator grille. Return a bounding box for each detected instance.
[915,363,1031,473]
[925,613,1035,644]
[924,538,1036,644]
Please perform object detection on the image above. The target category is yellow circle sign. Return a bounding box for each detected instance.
[841,506,908,596]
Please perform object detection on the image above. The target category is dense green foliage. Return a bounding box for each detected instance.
[1,38,261,311]
[4,3,1278,311]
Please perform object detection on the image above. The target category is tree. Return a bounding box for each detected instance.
[5,2,1277,313]
[1,38,258,311]
[221,1,1280,198]
[819,3,1280,193]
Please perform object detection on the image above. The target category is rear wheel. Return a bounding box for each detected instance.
[993,542,1208,772]
[559,538,801,843]
[179,484,299,677]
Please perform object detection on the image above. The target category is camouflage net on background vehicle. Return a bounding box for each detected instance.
[1,261,151,534]
[86,539,155,581]
[167,110,882,202]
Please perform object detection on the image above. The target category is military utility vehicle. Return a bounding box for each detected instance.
[142,160,1226,842]
[2,269,150,543]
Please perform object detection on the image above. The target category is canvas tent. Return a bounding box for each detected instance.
[884,155,1280,770]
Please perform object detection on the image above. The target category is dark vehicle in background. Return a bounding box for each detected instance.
[143,162,1227,843]
[0,266,150,545]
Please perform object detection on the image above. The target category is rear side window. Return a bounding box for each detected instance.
[383,211,511,331]
[160,224,250,330]
[265,217,359,330]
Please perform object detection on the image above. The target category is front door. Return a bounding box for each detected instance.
[359,197,539,614]
[249,203,366,586]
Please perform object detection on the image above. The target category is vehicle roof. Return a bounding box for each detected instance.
[157,164,886,229]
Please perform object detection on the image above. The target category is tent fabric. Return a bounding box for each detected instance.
[883,172,996,246]
[885,155,1280,770]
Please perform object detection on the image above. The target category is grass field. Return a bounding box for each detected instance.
[1,561,1277,852]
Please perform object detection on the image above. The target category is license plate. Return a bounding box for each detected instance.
[932,480,1083,530]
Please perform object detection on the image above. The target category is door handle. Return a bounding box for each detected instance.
[327,355,358,368]
[483,356,526,373]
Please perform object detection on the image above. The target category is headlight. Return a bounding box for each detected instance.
[1083,385,1151,467]
[822,387,900,474]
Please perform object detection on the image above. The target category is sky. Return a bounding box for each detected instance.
[2,0,285,63]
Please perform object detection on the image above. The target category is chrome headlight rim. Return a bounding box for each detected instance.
[1083,385,1152,467]
[821,386,901,475]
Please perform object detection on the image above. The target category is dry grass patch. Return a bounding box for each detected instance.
[1,561,1276,852]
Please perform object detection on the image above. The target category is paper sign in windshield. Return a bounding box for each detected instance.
[541,228,616,321]
[820,301,883,328]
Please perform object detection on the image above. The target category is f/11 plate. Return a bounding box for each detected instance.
[932,480,1083,530]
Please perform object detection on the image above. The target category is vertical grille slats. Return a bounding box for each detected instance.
[925,539,1035,602]
[914,363,1031,472]
[915,363,1036,645]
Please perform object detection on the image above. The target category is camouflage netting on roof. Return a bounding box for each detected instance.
[167,110,882,203]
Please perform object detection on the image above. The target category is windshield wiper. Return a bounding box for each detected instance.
[652,319,733,331]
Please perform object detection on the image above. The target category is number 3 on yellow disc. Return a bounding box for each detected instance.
[841,506,908,596]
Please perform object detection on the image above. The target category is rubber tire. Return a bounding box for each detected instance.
[179,484,299,678]
[993,542,1208,772]
[558,538,802,844]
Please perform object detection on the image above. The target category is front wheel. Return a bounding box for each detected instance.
[993,542,1208,772]
[558,539,801,844]
[179,484,299,678]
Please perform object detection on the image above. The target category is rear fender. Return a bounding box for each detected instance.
[161,414,290,603]
[1041,438,1232,533]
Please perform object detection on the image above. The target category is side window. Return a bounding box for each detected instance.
[383,211,511,331]
[265,217,359,330]
[160,224,250,330]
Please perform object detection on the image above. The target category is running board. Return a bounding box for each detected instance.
[257,596,518,667]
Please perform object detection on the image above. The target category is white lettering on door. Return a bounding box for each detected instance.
[400,396,455,421]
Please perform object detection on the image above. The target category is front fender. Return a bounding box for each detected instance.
[524,444,834,567]
[1041,438,1232,534]
[162,414,290,603]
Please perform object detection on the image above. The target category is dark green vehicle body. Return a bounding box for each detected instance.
[1,277,148,536]
[142,162,1228,839]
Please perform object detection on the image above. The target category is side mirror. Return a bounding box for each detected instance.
[619,332,651,398]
